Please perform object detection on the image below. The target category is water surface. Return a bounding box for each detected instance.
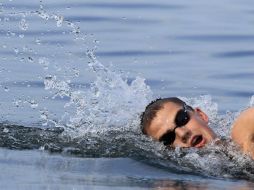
[1,0,254,189]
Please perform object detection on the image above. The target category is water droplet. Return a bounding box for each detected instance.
[13,98,22,107]
[22,46,28,51]
[37,9,50,20]
[19,18,29,31]
[39,146,45,150]
[45,75,53,80]
[13,48,19,54]
[55,15,63,27]
[35,38,41,45]
[29,100,38,109]
[4,86,9,92]
[4,17,9,22]
[249,96,254,107]
[40,112,48,120]
[3,128,9,133]
[38,57,49,70]
[28,56,33,62]
[73,68,80,77]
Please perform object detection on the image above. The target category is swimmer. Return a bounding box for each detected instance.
[140,97,254,158]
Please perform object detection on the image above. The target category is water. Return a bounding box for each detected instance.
[1,0,254,189]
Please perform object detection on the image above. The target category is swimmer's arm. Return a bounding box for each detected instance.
[231,107,254,158]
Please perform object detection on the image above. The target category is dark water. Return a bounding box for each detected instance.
[1,0,254,189]
[1,124,254,189]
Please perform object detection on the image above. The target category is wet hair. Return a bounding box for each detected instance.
[140,97,192,135]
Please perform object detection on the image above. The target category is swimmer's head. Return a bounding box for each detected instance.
[140,97,216,148]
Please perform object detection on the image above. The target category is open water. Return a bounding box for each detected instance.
[1,0,254,189]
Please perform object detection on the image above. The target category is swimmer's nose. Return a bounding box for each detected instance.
[175,127,191,144]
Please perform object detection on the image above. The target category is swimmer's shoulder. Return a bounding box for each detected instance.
[232,107,254,130]
[231,107,254,158]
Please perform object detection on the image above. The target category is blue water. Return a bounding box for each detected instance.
[1,0,254,189]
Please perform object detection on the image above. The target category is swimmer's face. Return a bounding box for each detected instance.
[146,102,217,148]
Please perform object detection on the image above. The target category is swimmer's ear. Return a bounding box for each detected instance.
[194,108,209,123]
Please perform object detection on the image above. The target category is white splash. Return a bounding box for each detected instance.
[43,51,153,135]
[182,95,218,121]
[249,95,254,107]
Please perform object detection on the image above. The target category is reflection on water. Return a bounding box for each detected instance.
[1,148,253,190]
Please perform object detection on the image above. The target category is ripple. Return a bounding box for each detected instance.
[7,81,45,88]
[96,50,184,57]
[175,35,254,42]
[65,16,159,24]
[1,4,39,9]
[0,30,69,37]
[2,2,185,11]
[61,2,185,10]
[223,90,254,98]
[0,50,52,57]
[208,72,254,79]
[213,50,254,58]
[203,86,254,98]
[0,15,158,25]
[38,40,71,45]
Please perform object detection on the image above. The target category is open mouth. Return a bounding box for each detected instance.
[191,135,205,148]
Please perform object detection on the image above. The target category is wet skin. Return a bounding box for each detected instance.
[146,102,217,148]
[231,107,254,159]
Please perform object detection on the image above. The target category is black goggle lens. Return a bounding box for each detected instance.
[175,109,190,127]
[159,106,190,146]
[160,131,176,146]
